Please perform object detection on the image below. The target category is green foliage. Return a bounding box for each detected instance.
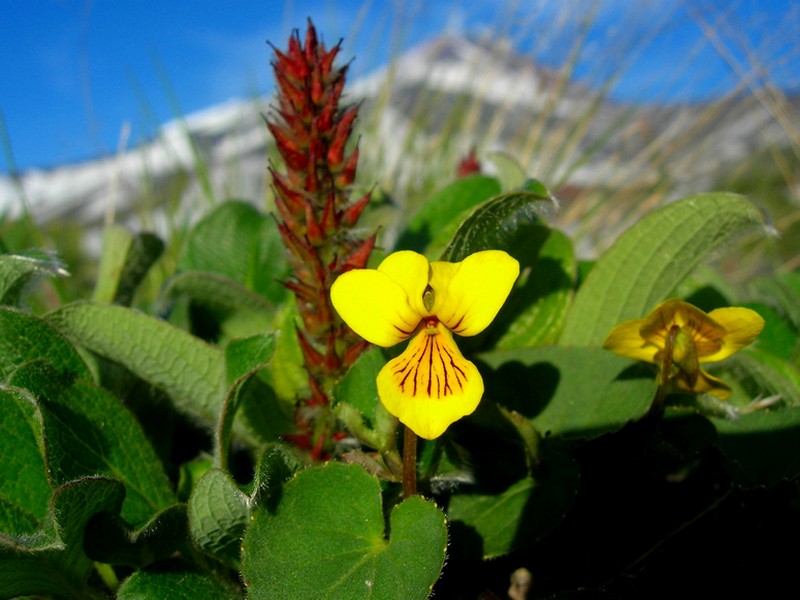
[1,125,798,598]
[560,193,765,346]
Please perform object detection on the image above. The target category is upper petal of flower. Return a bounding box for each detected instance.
[603,318,659,363]
[376,325,483,439]
[330,268,421,347]
[701,306,765,363]
[430,250,519,336]
[376,250,430,317]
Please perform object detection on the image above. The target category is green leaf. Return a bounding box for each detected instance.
[160,271,276,317]
[92,225,164,305]
[0,477,124,600]
[479,346,656,439]
[332,347,383,426]
[559,193,764,347]
[493,228,575,349]
[712,407,800,487]
[0,251,67,306]
[178,200,289,304]
[440,190,552,263]
[250,442,303,511]
[395,175,502,254]
[741,301,799,363]
[0,307,90,381]
[487,151,527,191]
[217,333,287,470]
[242,463,447,600]
[85,503,188,567]
[748,271,800,331]
[187,469,248,563]
[46,301,226,430]
[0,387,50,539]
[736,347,800,406]
[117,560,243,600]
[9,362,175,526]
[264,305,308,405]
[447,450,579,559]
[224,333,277,385]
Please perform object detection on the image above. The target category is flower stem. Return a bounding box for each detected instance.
[650,324,679,417]
[402,425,417,497]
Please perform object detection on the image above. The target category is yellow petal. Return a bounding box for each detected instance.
[330,269,421,347]
[671,367,732,399]
[376,250,430,317]
[376,325,483,439]
[702,307,765,363]
[431,250,519,336]
[603,318,659,363]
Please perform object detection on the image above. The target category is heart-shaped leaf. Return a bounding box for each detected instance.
[241,462,447,600]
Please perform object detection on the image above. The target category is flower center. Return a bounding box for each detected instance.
[387,324,470,399]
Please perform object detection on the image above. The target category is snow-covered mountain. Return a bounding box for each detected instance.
[1,35,795,240]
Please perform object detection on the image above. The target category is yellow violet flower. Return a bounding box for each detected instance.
[603,299,764,399]
[331,250,519,439]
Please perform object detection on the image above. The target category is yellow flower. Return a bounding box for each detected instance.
[331,250,519,439]
[603,299,764,399]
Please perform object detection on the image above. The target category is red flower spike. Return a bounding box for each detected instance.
[304,199,324,246]
[282,279,317,304]
[320,191,339,235]
[341,191,371,228]
[271,169,306,216]
[268,19,375,456]
[327,107,358,167]
[343,338,370,367]
[307,374,329,408]
[336,146,359,188]
[297,327,326,370]
[342,234,376,271]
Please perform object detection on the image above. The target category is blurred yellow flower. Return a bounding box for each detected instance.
[603,299,764,399]
[331,250,519,439]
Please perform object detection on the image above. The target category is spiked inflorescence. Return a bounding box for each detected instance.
[268,20,374,456]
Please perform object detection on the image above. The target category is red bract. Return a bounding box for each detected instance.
[268,19,373,458]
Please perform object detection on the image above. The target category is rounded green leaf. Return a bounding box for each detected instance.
[242,462,447,600]
[559,193,765,347]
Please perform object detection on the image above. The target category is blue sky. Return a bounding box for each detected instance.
[1,0,798,174]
